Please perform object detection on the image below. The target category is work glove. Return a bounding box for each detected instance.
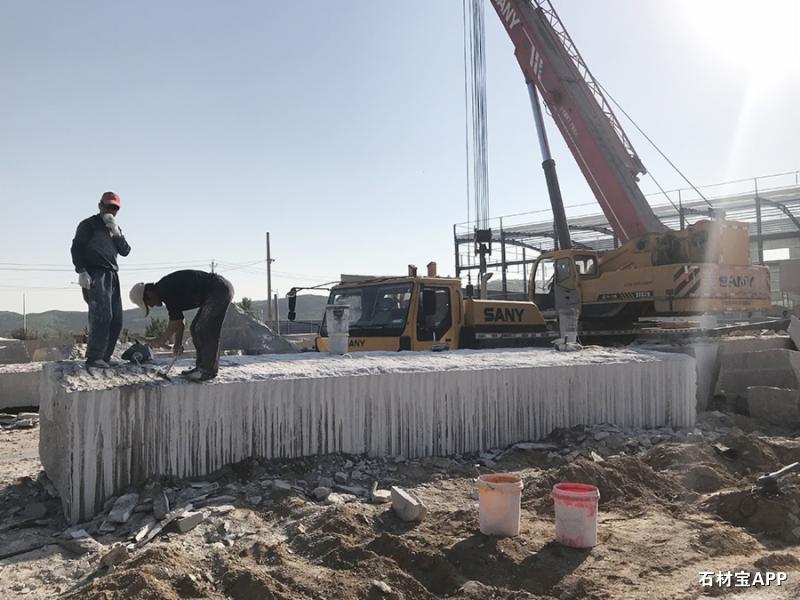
[102,213,122,238]
[78,271,92,290]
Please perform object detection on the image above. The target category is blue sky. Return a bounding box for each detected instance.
[1,0,798,313]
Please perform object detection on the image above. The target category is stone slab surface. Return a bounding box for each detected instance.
[718,335,793,355]
[39,348,696,523]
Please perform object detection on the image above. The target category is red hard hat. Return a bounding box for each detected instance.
[100,191,121,207]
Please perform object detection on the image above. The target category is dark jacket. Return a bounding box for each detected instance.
[70,214,131,273]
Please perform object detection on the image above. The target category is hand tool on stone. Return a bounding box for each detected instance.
[756,462,800,494]
[157,354,179,381]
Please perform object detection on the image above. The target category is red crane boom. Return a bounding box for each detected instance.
[489,0,666,242]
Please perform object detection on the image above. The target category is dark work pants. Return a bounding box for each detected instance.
[191,276,234,375]
[82,269,122,362]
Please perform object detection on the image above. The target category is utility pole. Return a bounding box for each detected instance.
[266,232,274,323]
[210,260,216,273]
[273,292,279,333]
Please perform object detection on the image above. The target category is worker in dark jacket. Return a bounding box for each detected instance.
[129,270,234,381]
[70,191,131,368]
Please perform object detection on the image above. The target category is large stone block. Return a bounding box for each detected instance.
[39,348,696,523]
[716,349,800,403]
[220,304,295,355]
[0,362,43,408]
[0,338,30,364]
[746,386,800,426]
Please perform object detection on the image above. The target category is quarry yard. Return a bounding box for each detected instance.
[1,1,798,598]
[4,409,800,599]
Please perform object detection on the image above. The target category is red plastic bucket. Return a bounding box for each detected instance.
[552,483,600,548]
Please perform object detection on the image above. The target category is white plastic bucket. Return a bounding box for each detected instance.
[325,304,350,355]
[552,483,600,548]
[477,473,524,537]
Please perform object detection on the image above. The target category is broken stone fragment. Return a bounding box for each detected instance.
[593,431,610,441]
[98,519,117,533]
[371,580,392,594]
[194,495,236,509]
[333,484,368,497]
[108,493,139,523]
[272,480,292,492]
[59,535,104,555]
[99,544,129,568]
[390,486,427,522]
[333,472,348,484]
[133,516,158,543]
[153,490,170,520]
[176,482,218,505]
[312,487,332,501]
[133,498,153,513]
[174,510,206,533]
[64,527,91,540]
[370,482,391,504]
[246,495,262,505]
[325,493,356,506]
[318,476,334,488]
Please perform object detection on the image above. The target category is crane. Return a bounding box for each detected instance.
[488,0,771,324]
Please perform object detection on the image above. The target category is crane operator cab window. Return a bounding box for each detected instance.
[321,283,412,337]
[573,255,598,277]
[416,286,452,342]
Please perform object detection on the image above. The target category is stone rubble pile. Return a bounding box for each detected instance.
[0,411,38,430]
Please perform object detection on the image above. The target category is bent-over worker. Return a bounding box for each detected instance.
[129,270,234,381]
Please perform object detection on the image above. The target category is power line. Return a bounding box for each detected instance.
[594,80,713,209]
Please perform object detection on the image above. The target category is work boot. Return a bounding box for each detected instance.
[85,358,110,369]
[184,369,217,382]
[180,367,200,377]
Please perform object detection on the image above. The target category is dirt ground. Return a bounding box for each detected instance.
[4,413,800,599]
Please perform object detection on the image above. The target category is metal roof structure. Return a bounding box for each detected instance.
[454,172,800,275]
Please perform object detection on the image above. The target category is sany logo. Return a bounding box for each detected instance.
[492,0,521,29]
[348,339,366,348]
[484,307,525,323]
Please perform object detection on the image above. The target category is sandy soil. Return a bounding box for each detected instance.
[3,415,800,599]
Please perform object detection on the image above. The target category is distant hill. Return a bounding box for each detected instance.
[0,294,328,337]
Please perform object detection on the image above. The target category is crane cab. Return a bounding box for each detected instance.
[314,271,547,353]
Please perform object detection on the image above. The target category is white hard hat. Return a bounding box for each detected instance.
[129,282,147,313]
